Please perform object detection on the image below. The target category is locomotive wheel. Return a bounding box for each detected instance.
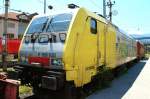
[33,87,65,99]
[33,87,53,99]
[65,83,84,99]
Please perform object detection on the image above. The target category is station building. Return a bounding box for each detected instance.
[0,12,37,39]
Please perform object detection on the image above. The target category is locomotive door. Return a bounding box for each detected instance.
[76,17,98,85]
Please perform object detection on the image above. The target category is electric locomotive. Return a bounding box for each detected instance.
[15,7,137,98]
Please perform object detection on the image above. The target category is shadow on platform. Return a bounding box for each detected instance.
[87,60,146,99]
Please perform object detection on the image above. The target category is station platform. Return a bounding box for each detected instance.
[122,58,150,99]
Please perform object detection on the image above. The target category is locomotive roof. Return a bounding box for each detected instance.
[31,7,107,24]
[30,8,135,41]
[32,8,79,19]
[117,27,136,40]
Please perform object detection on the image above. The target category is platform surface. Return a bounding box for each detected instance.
[87,60,148,99]
[122,58,150,99]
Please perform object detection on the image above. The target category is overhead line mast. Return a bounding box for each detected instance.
[103,0,107,18]
[103,0,115,22]
[3,0,9,71]
[44,0,46,14]
[107,0,115,22]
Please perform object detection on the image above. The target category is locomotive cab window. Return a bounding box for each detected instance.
[90,18,97,34]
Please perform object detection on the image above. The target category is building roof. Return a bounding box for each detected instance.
[0,12,19,21]
[0,12,37,22]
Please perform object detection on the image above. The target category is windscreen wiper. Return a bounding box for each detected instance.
[41,18,49,32]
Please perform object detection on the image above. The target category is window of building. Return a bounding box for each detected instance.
[6,34,14,39]
[8,22,15,28]
[90,18,97,34]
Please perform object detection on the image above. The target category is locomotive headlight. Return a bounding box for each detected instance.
[51,58,63,66]
[25,57,28,62]
[20,56,28,62]
[20,56,26,62]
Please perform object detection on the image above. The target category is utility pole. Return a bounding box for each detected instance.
[2,0,9,71]
[107,0,115,22]
[103,0,106,18]
[44,0,46,14]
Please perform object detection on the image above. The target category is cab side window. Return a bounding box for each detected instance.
[90,18,97,34]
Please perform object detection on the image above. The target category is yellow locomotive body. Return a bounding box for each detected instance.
[16,7,137,97]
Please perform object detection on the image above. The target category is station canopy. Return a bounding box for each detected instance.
[131,34,150,45]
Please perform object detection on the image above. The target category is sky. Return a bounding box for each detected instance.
[0,0,150,35]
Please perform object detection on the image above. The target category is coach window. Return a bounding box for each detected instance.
[90,18,97,34]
